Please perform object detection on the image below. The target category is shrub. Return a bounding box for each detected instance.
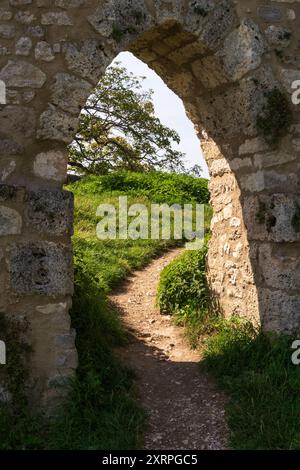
[157,245,215,347]
[157,245,209,314]
[69,171,210,206]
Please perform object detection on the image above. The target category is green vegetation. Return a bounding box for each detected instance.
[157,244,214,348]
[69,63,188,175]
[0,171,209,450]
[72,171,210,205]
[202,319,300,450]
[157,240,300,450]
[257,88,292,145]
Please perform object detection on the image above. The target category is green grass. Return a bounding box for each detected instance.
[0,171,210,450]
[157,244,215,348]
[157,244,300,450]
[202,319,300,450]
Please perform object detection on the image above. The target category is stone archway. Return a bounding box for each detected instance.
[0,0,299,405]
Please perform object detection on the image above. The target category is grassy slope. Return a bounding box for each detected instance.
[157,248,300,450]
[0,171,209,450]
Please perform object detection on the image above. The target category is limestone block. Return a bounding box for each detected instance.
[185,0,237,51]
[0,25,16,39]
[218,19,266,81]
[0,60,46,88]
[0,158,16,182]
[259,243,300,290]
[63,40,110,84]
[33,150,67,182]
[264,25,292,49]
[0,206,22,235]
[37,107,78,143]
[25,189,74,236]
[261,288,300,333]
[41,12,73,26]
[0,184,24,202]
[51,73,92,115]
[35,41,55,62]
[244,193,300,242]
[15,37,32,56]
[8,241,73,296]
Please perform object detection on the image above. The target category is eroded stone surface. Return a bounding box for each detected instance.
[8,242,73,296]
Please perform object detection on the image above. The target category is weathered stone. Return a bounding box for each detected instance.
[25,189,73,236]
[218,19,266,81]
[239,137,269,155]
[51,73,92,115]
[0,137,23,156]
[0,158,16,182]
[185,0,237,50]
[33,150,67,182]
[244,193,300,242]
[15,37,33,56]
[0,106,36,140]
[280,68,300,93]
[63,40,109,84]
[0,184,23,203]
[15,10,35,24]
[258,5,283,23]
[264,25,292,49]
[55,0,85,7]
[259,243,300,291]
[54,329,76,349]
[0,206,22,235]
[253,151,297,169]
[0,11,13,21]
[192,55,229,89]
[8,242,73,296]
[9,0,32,5]
[55,349,78,368]
[261,289,300,332]
[26,25,44,38]
[0,60,46,88]
[37,107,78,143]
[41,12,73,26]
[35,41,55,62]
[36,302,71,332]
[0,25,16,40]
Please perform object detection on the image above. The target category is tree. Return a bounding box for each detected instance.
[69,64,186,175]
[187,164,203,178]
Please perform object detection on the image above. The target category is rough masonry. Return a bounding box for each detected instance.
[0,0,299,406]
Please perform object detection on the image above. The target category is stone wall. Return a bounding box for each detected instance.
[0,0,299,406]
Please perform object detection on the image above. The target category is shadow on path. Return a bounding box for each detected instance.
[110,248,228,450]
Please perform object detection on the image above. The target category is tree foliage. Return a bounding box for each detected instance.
[69,64,191,175]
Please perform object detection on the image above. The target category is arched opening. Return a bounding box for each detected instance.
[0,0,299,409]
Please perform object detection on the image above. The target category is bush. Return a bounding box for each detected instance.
[69,171,210,206]
[157,245,209,314]
[157,245,215,347]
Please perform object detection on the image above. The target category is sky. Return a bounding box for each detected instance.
[112,52,209,178]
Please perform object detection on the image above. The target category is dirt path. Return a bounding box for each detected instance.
[110,248,228,450]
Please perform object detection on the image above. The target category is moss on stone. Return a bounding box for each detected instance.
[256,88,293,145]
[292,206,300,232]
